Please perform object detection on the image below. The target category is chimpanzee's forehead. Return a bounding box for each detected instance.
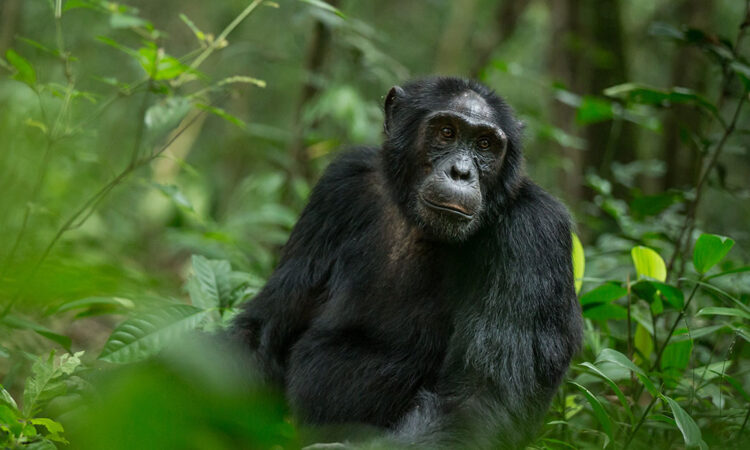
[446,90,497,123]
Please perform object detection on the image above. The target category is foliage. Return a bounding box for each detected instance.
[0,0,748,449]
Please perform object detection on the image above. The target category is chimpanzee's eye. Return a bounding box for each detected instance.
[440,126,455,139]
[477,137,491,150]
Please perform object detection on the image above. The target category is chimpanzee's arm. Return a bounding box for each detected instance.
[395,183,583,449]
[230,148,378,384]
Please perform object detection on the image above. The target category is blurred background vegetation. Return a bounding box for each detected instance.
[0,0,749,449]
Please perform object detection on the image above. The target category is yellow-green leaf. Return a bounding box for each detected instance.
[572,233,585,294]
[631,246,666,281]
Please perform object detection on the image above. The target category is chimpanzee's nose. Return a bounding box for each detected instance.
[447,158,475,182]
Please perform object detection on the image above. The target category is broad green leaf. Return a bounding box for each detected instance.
[579,362,634,424]
[696,307,750,321]
[5,49,36,87]
[579,282,626,306]
[631,246,666,281]
[136,44,192,80]
[661,395,702,448]
[596,348,657,395]
[583,303,627,321]
[571,233,585,294]
[99,304,210,363]
[568,381,613,447]
[634,323,653,365]
[23,351,83,417]
[693,234,734,274]
[190,255,232,309]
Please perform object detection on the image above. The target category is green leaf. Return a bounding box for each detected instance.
[583,303,628,321]
[0,404,22,436]
[634,323,653,365]
[631,280,684,310]
[630,192,681,218]
[604,83,720,122]
[5,49,36,87]
[576,96,614,125]
[190,255,232,309]
[706,265,750,280]
[671,325,726,342]
[696,307,750,321]
[49,296,135,315]
[568,381,613,447]
[195,103,246,128]
[23,351,83,417]
[580,282,626,306]
[99,304,210,363]
[299,0,346,18]
[662,329,693,386]
[0,386,18,410]
[631,246,666,281]
[1,315,71,351]
[661,395,702,448]
[571,233,585,294]
[596,348,657,395]
[579,362,634,424]
[144,97,192,134]
[693,234,734,274]
[136,44,192,80]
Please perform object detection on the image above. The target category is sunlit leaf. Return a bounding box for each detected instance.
[571,233,585,294]
[693,233,734,274]
[23,351,83,417]
[631,246,667,281]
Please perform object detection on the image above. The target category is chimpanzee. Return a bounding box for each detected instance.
[230,77,583,449]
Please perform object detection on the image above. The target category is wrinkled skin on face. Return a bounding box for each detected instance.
[384,84,515,242]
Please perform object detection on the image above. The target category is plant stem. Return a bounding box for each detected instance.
[650,281,701,372]
[623,393,659,450]
[0,109,207,318]
[183,0,265,77]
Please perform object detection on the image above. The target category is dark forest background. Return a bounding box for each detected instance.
[0,0,749,449]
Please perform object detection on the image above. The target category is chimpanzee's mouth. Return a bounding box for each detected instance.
[420,196,474,220]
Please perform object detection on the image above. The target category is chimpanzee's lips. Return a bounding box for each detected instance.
[420,196,474,220]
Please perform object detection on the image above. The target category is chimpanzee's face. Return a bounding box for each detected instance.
[412,91,508,241]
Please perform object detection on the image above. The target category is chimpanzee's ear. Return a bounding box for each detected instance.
[384,85,405,136]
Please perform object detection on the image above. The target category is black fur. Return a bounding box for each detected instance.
[231,77,582,449]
